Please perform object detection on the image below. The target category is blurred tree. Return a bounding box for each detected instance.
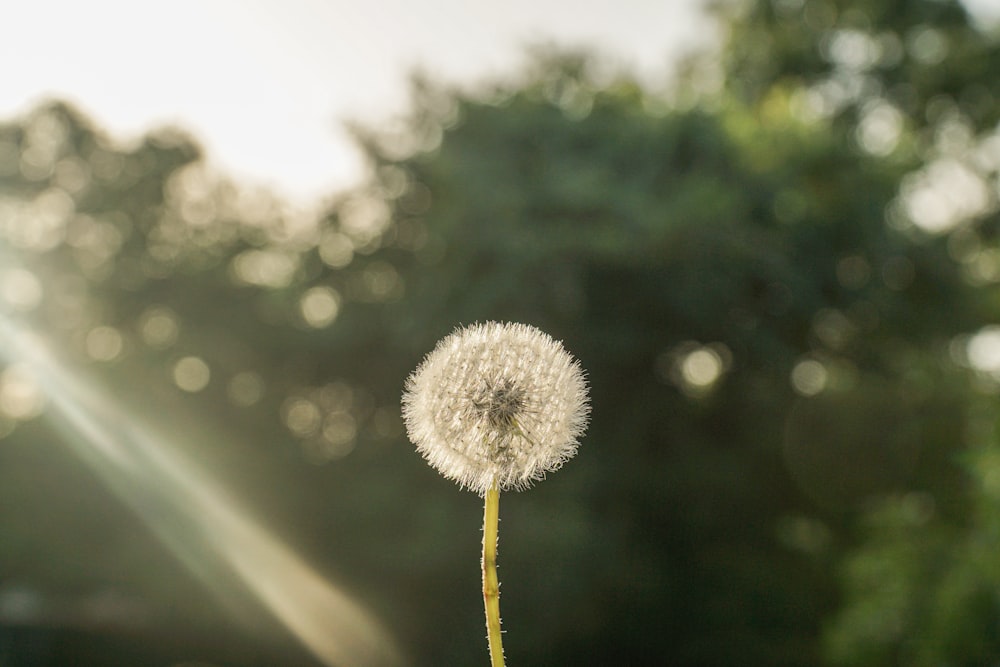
[0,0,998,666]
[714,0,1000,664]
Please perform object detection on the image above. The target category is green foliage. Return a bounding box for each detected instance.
[824,409,1000,667]
[721,0,1000,133]
[1,1,999,665]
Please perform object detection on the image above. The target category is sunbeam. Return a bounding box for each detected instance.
[0,315,403,667]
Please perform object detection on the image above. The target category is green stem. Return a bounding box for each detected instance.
[482,481,505,667]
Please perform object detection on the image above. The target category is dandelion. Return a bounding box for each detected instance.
[402,321,590,666]
[403,321,589,495]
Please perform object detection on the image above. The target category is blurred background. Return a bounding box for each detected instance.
[2,0,1000,665]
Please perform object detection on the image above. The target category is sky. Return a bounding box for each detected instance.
[2,0,714,205]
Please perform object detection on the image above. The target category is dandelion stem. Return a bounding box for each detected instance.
[482,481,505,667]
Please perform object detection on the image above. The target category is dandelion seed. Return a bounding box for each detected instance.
[402,321,590,496]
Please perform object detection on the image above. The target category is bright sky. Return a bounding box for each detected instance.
[2,0,713,205]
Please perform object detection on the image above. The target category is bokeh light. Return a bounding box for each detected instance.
[139,306,180,349]
[657,342,732,397]
[231,249,299,288]
[227,371,265,407]
[856,102,903,156]
[0,268,43,311]
[299,286,341,328]
[173,356,211,392]
[283,397,322,437]
[682,348,724,388]
[902,158,991,233]
[0,363,46,421]
[791,359,828,397]
[966,326,1000,380]
[85,325,124,362]
[321,412,356,450]
[318,230,355,268]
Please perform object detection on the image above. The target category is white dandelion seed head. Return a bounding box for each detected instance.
[402,321,590,496]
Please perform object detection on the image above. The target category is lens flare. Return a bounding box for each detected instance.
[0,317,402,667]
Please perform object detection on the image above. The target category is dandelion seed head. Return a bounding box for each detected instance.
[402,322,590,495]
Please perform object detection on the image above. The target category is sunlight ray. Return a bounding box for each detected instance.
[0,316,402,667]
